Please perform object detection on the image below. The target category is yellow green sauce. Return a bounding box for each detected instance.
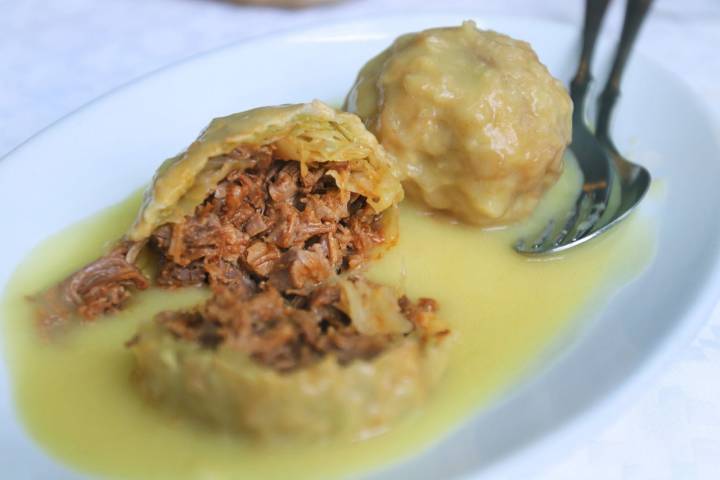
[1,161,653,479]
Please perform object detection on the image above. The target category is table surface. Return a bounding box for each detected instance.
[3,0,720,478]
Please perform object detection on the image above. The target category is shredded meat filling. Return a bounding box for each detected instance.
[153,283,440,373]
[151,147,387,293]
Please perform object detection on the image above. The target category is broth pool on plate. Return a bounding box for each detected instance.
[1,160,653,479]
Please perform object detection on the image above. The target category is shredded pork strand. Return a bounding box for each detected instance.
[33,242,149,333]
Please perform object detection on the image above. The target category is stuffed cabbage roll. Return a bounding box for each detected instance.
[34,101,403,332]
[128,275,449,440]
[346,21,572,226]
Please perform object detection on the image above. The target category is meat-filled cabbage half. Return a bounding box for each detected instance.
[346,21,572,226]
[34,101,404,332]
[129,275,450,441]
[31,100,450,440]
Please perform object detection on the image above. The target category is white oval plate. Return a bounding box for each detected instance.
[1,12,719,480]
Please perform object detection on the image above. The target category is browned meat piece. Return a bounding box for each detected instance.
[243,241,281,277]
[165,213,225,266]
[265,247,333,293]
[286,247,333,290]
[301,190,349,222]
[33,243,149,333]
[244,213,270,237]
[155,279,432,373]
[203,257,256,293]
[267,163,299,202]
[156,258,206,288]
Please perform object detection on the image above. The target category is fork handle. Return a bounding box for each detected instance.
[596,0,654,140]
[571,0,612,119]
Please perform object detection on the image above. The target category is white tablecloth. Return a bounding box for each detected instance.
[3,0,720,478]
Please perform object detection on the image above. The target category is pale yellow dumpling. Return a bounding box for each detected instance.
[345,21,572,226]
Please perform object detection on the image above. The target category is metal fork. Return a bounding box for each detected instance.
[515,0,652,255]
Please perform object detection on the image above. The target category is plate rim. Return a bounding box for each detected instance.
[2,11,720,480]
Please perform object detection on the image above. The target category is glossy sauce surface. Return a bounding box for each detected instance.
[1,160,652,479]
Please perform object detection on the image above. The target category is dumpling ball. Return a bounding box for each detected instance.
[345,21,572,226]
